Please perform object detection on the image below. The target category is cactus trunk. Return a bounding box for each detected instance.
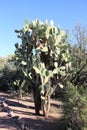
[33,87,41,115]
[43,95,50,117]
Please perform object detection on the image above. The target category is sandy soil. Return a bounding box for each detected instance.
[0,92,65,130]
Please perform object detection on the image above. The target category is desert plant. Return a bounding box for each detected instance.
[63,82,87,130]
[15,19,72,116]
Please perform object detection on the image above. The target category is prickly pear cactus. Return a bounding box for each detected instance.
[15,19,72,116]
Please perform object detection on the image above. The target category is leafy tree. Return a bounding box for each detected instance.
[73,23,87,50]
[0,56,17,91]
[0,55,24,93]
[63,24,87,130]
[70,24,87,87]
[15,19,72,116]
[0,57,7,70]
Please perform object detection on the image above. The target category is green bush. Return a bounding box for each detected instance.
[63,82,87,130]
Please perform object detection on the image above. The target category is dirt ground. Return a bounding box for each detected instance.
[0,92,65,130]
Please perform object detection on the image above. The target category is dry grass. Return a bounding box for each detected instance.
[50,104,63,114]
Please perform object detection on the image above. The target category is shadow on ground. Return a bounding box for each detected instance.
[23,117,66,130]
[0,116,20,130]
[0,115,65,130]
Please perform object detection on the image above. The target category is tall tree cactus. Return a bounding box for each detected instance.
[15,19,72,116]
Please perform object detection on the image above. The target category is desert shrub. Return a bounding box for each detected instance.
[63,81,87,130]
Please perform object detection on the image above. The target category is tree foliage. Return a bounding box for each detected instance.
[0,56,17,91]
[70,24,87,87]
[63,24,87,130]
